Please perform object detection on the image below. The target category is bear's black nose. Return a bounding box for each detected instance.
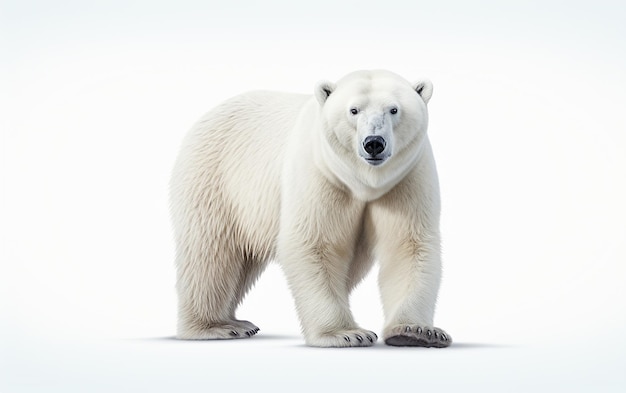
[363,135,386,156]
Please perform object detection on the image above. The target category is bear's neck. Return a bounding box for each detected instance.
[314,133,425,202]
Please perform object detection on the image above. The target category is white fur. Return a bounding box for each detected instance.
[170,69,450,347]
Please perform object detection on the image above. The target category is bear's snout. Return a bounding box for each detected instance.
[363,135,386,156]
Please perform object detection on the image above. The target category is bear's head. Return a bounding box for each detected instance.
[313,70,433,200]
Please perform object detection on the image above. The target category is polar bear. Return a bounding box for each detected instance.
[170,69,451,347]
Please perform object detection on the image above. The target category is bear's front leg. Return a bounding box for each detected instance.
[371,195,452,348]
[278,179,377,347]
[377,230,451,348]
[280,240,378,347]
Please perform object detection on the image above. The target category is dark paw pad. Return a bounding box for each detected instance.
[385,325,451,348]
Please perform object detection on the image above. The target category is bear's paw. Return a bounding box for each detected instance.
[178,320,260,340]
[306,328,378,348]
[384,325,451,348]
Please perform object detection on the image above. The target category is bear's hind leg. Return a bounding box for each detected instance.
[228,256,270,333]
[176,246,262,340]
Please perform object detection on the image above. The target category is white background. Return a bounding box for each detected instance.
[2,1,625,392]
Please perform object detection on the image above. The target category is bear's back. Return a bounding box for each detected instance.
[172,91,312,259]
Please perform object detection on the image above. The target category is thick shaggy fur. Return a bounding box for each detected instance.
[170,70,451,347]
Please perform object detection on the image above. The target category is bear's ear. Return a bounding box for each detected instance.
[413,79,433,104]
[314,80,336,105]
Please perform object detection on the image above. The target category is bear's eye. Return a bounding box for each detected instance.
[350,108,359,115]
[390,107,398,115]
